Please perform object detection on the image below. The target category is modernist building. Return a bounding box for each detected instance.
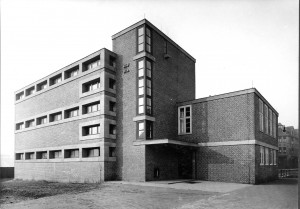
[278,124,298,169]
[15,19,278,184]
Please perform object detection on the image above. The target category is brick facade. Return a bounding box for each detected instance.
[15,19,278,184]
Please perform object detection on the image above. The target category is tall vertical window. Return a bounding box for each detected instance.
[259,99,264,132]
[273,150,277,165]
[137,27,144,52]
[269,109,272,136]
[265,147,269,165]
[260,146,264,165]
[264,104,269,135]
[137,59,152,115]
[270,149,273,165]
[272,112,276,138]
[137,26,152,53]
[137,120,152,139]
[138,121,145,139]
[178,105,192,134]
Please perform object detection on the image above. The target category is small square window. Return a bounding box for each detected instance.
[37,81,47,91]
[82,147,100,158]
[25,119,34,128]
[37,116,47,125]
[49,150,62,159]
[25,86,35,96]
[82,124,100,136]
[25,152,34,160]
[83,56,100,72]
[49,112,62,122]
[16,153,24,160]
[65,66,79,79]
[16,92,24,101]
[64,149,79,158]
[65,107,79,119]
[16,122,24,130]
[36,151,47,159]
[82,78,100,93]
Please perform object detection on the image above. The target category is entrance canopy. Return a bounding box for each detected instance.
[133,139,198,147]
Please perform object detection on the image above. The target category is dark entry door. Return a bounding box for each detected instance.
[178,150,193,179]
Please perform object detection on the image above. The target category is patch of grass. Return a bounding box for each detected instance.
[0,179,103,204]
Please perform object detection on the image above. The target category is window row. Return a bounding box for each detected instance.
[15,100,116,130]
[15,55,117,101]
[260,146,277,166]
[137,59,153,115]
[278,147,287,153]
[137,25,152,54]
[15,147,116,160]
[258,99,276,138]
[178,105,192,134]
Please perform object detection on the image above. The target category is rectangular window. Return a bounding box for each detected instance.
[273,112,276,138]
[16,153,24,160]
[109,101,116,112]
[49,150,62,159]
[178,105,192,134]
[82,78,100,93]
[269,109,272,136]
[260,146,264,165]
[37,81,47,91]
[65,107,79,118]
[50,74,62,86]
[138,121,145,139]
[146,60,152,78]
[270,149,273,165]
[138,97,144,114]
[146,98,152,115]
[109,124,116,135]
[37,116,47,125]
[25,119,34,128]
[109,147,116,157]
[49,112,62,122]
[25,152,34,160]
[16,92,25,101]
[138,60,144,77]
[138,78,144,96]
[82,124,100,136]
[109,56,116,67]
[25,86,35,96]
[274,150,277,165]
[259,99,264,132]
[264,104,268,134]
[145,27,152,53]
[82,147,100,157]
[65,66,79,79]
[137,26,144,52]
[16,122,24,130]
[87,60,100,71]
[146,79,151,96]
[64,149,79,158]
[36,151,47,159]
[109,78,116,90]
[146,121,153,139]
[265,147,269,165]
[83,101,100,114]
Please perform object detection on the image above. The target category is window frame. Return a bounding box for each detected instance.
[260,146,264,165]
[136,25,152,54]
[178,105,192,135]
[259,99,264,132]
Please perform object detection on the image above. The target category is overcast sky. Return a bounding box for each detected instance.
[1,0,298,166]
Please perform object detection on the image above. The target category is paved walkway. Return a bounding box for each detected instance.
[0,178,297,209]
[109,179,252,193]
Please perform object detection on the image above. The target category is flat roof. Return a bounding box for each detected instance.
[178,88,278,115]
[111,19,196,62]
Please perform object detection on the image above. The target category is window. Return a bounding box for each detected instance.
[109,147,116,157]
[109,101,116,112]
[279,147,282,152]
[83,101,100,114]
[109,124,116,135]
[82,147,100,157]
[264,104,268,135]
[65,66,79,79]
[137,59,153,115]
[50,74,62,86]
[274,150,277,165]
[272,112,276,138]
[265,148,269,165]
[146,121,153,139]
[270,149,273,165]
[50,112,62,122]
[25,86,35,96]
[145,27,152,53]
[16,92,24,101]
[25,119,34,128]
[16,122,24,130]
[16,153,24,160]
[137,26,144,52]
[49,150,62,159]
[109,56,116,67]
[138,121,145,139]
[65,107,79,118]
[269,109,272,136]
[82,78,100,93]
[109,78,116,90]
[260,146,264,165]
[84,58,100,72]
[36,151,47,159]
[283,147,286,153]
[259,99,264,132]
[64,149,79,158]
[83,124,100,136]
[37,116,47,125]
[178,105,192,134]
[25,152,34,160]
[37,81,47,91]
